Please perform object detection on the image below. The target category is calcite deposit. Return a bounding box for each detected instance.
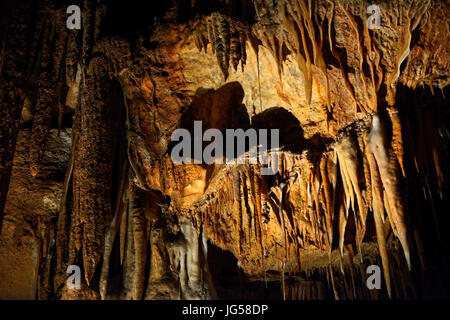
[0,0,449,300]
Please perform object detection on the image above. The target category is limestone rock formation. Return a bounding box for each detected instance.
[0,0,449,300]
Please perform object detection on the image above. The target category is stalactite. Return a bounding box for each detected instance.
[335,135,366,254]
[211,12,231,79]
[239,29,247,71]
[338,192,347,256]
[207,17,215,54]
[99,210,117,300]
[176,218,210,298]
[388,108,406,176]
[29,7,67,175]
[37,224,55,299]
[335,136,365,215]
[120,197,129,265]
[299,0,330,106]
[311,163,321,234]
[54,130,75,293]
[358,133,373,210]
[54,12,68,134]
[362,19,378,112]
[367,115,411,270]
[0,0,37,243]
[230,23,241,71]
[22,2,43,79]
[389,1,431,104]
[201,227,218,299]
[255,28,283,81]
[240,170,249,249]
[339,3,372,113]
[122,195,136,299]
[193,28,203,52]
[71,100,83,258]
[347,255,357,299]
[328,265,340,300]
[242,168,255,244]
[100,162,128,300]
[81,0,94,64]
[382,190,391,227]
[270,184,287,300]
[284,1,313,104]
[320,154,333,251]
[366,134,392,298]
[65,30,81,88]
[252,166,265,267]
[394,249,409,299]
[414,228,426,270]
[130,186,147,300]
[247,167,258,245]
[76,55,117,285]
[29,18,55,177]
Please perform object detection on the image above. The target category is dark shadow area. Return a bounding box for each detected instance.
[167,82,308,164]
[207,242,283,299]
[394,84,450,299]
[252,107,306,153]
[174,0,256,24]
[207,242,332,299]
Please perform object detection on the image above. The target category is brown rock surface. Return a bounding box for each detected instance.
[0,0,449,300]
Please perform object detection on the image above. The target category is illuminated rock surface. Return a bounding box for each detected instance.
[0,0,449,299]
